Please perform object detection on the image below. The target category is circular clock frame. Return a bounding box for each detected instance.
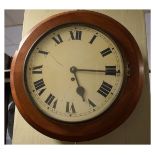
[10,10,144,142]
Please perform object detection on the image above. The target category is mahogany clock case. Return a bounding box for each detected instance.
[10,10,144,142]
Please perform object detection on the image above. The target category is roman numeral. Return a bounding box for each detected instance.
[88,99,96,108]
[89,35,97,44]
[52,34,63,44]
[32,65,43,74]
[105,66,117,76]
[34,79,45,90]
[97,81,113,97]
[100,48,112,57]
[34,79,46,96]
[38,50,48,55]
[45,93,57,109]
[70,31,82,40]
[66,102,76,113]
[38,88,46,96]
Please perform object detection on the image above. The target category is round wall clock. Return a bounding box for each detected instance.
[11,10,144,142]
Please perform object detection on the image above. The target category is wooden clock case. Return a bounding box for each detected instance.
[10,10,144,142]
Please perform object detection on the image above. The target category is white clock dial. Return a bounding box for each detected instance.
[25,24,124,122]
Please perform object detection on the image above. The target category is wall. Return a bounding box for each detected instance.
[5,26,23,57]
[12,10,150,144]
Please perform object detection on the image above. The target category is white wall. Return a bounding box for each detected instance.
[5,25,23,57]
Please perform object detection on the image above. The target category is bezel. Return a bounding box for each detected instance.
[24,23,125,123]
[10,10,144,142]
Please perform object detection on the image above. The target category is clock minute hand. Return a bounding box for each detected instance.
[76,67,120,76]
[77,68,106,72]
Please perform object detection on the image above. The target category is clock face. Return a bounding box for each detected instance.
[24,24,124,122]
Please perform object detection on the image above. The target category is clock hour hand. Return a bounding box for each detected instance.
[70,66,85,101]
[76,86,85,102]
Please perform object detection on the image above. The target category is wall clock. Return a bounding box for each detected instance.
[11,10,144,142]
